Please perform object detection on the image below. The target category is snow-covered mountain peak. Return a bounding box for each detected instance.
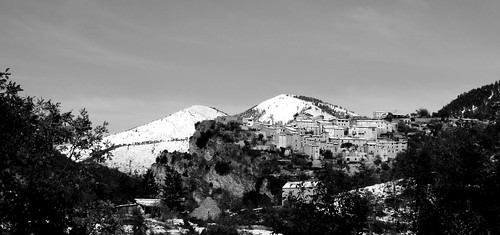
[105,105,226,146]
[238,94,358,124]
[102,105,226,173]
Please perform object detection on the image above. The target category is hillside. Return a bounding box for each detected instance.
[152,120,282,206]
[103,105,227,173]
[105,105,227,145]
[437,81,500,120]
[237,94,358,124]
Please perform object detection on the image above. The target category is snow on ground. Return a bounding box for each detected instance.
[253,94,314,123]
[105,140,189,174]
[135,218,278,235]
[102,105,226,174]
[358,180,403,198]
[303,106,335,119]
[239,227,279,235]
[105,105,226,145]
[357,180,410,225]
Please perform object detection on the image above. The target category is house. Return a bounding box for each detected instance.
[317,120,335,133]
[277,132,293,148]
[364,142,378,156]
[291,133,304,153]
[350,126,377,140]
[261,126,278,143]
[373,111,388,119]
[134,198,162,215]
[252,145,271,151]
[355,119,394,135]
[377,138,407,159]
[323,125,345,138]
[304,144,320,160]
[342,150,367,163]
[335,118,350,127]
[215,116,241,125]
[282,181,319,206]
[339,137,369,147]
[242,117,254,126]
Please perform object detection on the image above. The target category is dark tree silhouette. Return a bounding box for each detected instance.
[161,165,184,210]
[393,125,500,234]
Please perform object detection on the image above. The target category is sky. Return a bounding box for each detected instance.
[1,0,500,134]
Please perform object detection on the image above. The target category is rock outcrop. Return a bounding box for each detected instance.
[190,197,221,221]
[204,168,255,198]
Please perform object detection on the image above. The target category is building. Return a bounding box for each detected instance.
[304,144,320,160]
[364,142,378,156]
[261,126,278,143]
[355,119,395,136]
[335,118,350,127]
[323,125,345,138]
[373,111,388,119]
[339,137,369,147]
[377,139,407,160]
[134,198,162,215]
[282,181,319,206]
[277,132,293,148]
[215,116,241,125]
[242,117,254,126]
[342,150,367,163]
[291,133,303,153]
[350,126,377,140]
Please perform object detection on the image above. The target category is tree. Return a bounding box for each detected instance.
[384,112,394,122]
[160,165,184,210]
[215,161,232,175]
[0,69,115,234]
[341,142,355,149]
[393,125,500,234]
[271,166,371,234]
[320,149,334,159]
[140,169,159,198]
[415,108,430,118]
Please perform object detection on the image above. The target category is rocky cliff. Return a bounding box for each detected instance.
[152,120,279,210]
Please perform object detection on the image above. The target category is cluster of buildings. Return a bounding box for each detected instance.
[241,113,408,164]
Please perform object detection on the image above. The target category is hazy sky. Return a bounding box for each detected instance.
[2,0,500,133]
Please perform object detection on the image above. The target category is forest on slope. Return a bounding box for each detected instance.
[437,81,500,120]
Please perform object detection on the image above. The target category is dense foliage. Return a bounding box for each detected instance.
[271,166,371,235]
[393,123,500,234]
[0,70,144,234]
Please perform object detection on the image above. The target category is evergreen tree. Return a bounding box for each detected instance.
[161,165,184,210]
[141,169,159,198]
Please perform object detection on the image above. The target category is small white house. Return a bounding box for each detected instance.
[282,181,319,206]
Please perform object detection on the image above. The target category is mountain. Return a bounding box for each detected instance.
[437,81,500,120]
[103,105,227,173]
[237,94,358,124]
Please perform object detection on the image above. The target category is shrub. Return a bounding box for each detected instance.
[196,130,214,149]
[221,132,234,143]
[215,161,232,176]
[242,191,272,208]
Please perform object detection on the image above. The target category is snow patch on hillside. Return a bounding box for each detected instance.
[242,94,358,124]
[106,140,189,174]
[105,105,226,145]
[103,105,226,173]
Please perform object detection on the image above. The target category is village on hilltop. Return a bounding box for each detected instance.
[216,111,411,169]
